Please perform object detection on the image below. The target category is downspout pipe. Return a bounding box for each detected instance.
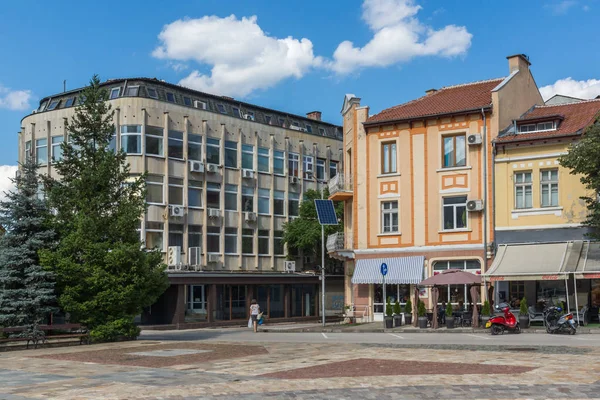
[481,108,488,300]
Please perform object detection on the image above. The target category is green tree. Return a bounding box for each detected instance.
[282,188,343,273]
[40,75,168,341]
[0,157,56,330]
[560,121,600,238]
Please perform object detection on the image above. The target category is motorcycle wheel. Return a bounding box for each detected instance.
[514,324,521,334]
[491,324,503,335]
[569,326,576,335]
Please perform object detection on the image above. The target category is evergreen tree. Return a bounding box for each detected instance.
[40,75,168,341]
[0,157,56,329]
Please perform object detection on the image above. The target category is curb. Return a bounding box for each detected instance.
[260,327,600,334]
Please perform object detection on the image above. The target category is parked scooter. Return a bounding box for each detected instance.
[544,306,576,335]
[486,302,521,335]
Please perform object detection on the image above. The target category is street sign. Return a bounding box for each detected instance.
[380,263,388,276]
[314,199,339,225]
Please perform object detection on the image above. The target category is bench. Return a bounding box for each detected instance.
[528,307,545,325]
[0,324,89,349]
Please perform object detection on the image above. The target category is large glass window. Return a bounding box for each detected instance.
[25,141,31,162]
[330,160,338,179]
[258,147,269,173]
[316,159,326,181]
[242,144,254,170]
[225,184,238,211]
[434,260,480,307]
[145,126,163,156]
[289,192,300,217]
[188,180,203,208]
[443,196,467,230]
[146,175,163,204]
[206,138,220,165]
[515,172,533,209]
[51,136,63,162]
[258,230,269,255]
[207,226,220,253]
[274,190,285,216]
[145,221,164,251]
[188,133,202,161]
[121,125,142,154]
[166,92,175,103]
[258,188,270,214]
[168,177,184,206]
[242,185,254,212]
[273,230,284,255]
[541,169,559,207]
[187,285,206,314]
[242,229,254,254]
[442,134,466,168]
[303,155,314,179]
[188,225,202,248]
[110,88,120,99]
[168,130,184,159]
[225,141,237,168]
[289,152,299,177]
[225,227,237,254]
[168,223,184,248]
[35,138,48,165]
[273,150,285,175]
[381,201,399,233]
[206,182,221,209]
[382,142,397,174]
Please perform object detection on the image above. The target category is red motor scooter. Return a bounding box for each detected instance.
[485,302,521,335]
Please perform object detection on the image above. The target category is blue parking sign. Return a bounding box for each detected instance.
[380,263,388,276]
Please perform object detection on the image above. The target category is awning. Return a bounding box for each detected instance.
[351,256,424,285]
[575,242,600,279]
[485,242,569,281]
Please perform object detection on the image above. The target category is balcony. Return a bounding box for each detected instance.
[328,173,353,201]
[326,232,354,260]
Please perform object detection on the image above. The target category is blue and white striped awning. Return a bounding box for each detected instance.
[351,256,425,285]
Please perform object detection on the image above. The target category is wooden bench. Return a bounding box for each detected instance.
[1,324,89,349]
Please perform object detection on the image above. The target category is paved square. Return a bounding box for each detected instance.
[129,349,213,357]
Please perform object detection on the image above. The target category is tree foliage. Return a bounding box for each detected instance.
[0,157,56,328]
[40,75,169,341]
[559,121,600,238]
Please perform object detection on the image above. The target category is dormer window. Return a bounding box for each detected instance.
[519,121,556,133]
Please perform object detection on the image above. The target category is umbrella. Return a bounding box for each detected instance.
[412,286,418,327]
[419,269,481,286]
[432,286,439,329]
[470,285,480,328]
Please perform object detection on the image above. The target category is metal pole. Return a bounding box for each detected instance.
[321,224,325,327]
[382,274,386,328]
[564,275,570,312]
[574,273,580,326]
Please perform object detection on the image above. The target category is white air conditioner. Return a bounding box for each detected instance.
[167,246,181,266]
[290,125,303,131]
[243,114,255,121]
[467,133,482,145]
[466,199,484,212]
[208,208,221,218]
[245,212,257,222]
[194,100,207,110]
[284,261,296,273]
[208,254,220,263]
[301,128,308,133]
[188,247,201,266]
[170,205,184,217]
[189,160,204,173]
[242,169,255,179]
[206,163,218,173]
[289,176,298,184]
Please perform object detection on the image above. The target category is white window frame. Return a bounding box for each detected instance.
[188,133,202,162]
[206,182,221,209]
[125,86,139,97]
[242,144,254,170]
[168,223,184,248]
[242,228,254,255]
[47,100,60,111]
[316,158,326,181]
[110,88,120,100]
[188,225,202,248]
[288,192,300,217]
[258,188,270,215]
[303,155,314,179]
[51,136,63,162]
[329,160,338,179]
[273,150,285,175]
[288,152,299,177]
[273,230,284,256]
[188,180,203,209]
[273,190,285,216]
[258,229,270,255]
[224,140,238,168]
[206,138,220,165]
[147,175,164,205]
[147,87,158,99]
[382,142,397,174]
[168,177,184,207]
[120,125,142,155]
[145,221,164,251]
[519,121,556,133]
[145,126,164,157]
[258,147,269,173]
[225,184,238,211]
[188,285,207,313]
[514,171,533,209]
[433,260,481,305]
[206,226,220,254]
[35,138,48,165]
[225,227,238,255]
[442,196,468,231]
[242,185,254,212]
[25,141,31,162]
[540,169,559,207]
[381,201,399,233]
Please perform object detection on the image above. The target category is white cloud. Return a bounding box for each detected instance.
[0,165,17,202]
[152,15,322,97]
[539,77,600,101]
[326,0,472,74]
[545,0,578,15]
[0,85,32,111]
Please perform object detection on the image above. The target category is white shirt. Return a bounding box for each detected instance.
[250,304,260,315]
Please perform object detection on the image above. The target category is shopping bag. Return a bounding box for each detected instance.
[248,317,253,329]
[258,318,264,325]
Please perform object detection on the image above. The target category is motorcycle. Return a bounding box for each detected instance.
[544,306,576,335]
[486,302,521,335]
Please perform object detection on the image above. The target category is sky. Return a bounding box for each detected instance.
[1,0,599,198]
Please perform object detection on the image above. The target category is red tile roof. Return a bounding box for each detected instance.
[496,99,600,143]
[365,78,504,125]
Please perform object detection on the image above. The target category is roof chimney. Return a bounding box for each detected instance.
[425,88,437,95]
[506,54,531,74]
[306,111,322,121]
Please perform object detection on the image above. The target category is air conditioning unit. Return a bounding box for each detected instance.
[167,246,181,266]
[188,247,201,266]
[242,169,255,179]
[208,208,221,218]
[290,125,303,131]
[206,163,218,173]
[467,133,482,145]
[245,212,257,222]
[170,205,184,217]
[243,114,255,121]
[289,176,299,184]
[189,160,204,173]
[284,261,296,273]
[208,254,220,263]
[194,100,207,110]
[466,199,484,212]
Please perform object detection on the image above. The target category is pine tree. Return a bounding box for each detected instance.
[0,156,56,329]
[40,75,168,341]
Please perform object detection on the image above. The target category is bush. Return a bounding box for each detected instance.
[393,300,401,316]
[89,318,140,343]
[481,300,491,316]
[385,297,393,317]
[404,298,412,314]
[519,297,528,315]
[445,302,453,317]
[417,300,426,317]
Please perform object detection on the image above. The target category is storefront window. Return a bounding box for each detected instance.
[433,260,480,309]
[374,284,411,314]
[290,284,315,317]
[536,281,567,307]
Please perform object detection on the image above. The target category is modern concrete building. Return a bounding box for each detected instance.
[18,77,344,327]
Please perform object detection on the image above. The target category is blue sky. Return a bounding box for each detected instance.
[1,0,599,190]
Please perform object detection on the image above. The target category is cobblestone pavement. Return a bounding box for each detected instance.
[1,339,600,399]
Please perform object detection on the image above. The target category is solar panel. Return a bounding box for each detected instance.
[314,199,338,225]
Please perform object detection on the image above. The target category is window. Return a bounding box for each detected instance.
[433,260,480,306]
[168,130,184,159]
[258,147,269,173]
[510,281,525,302]
[303,155,314,179]
[242,185,254,212]
[242,144,254,170]
[541,169,559,207]
[225,184,238,211]
[225,228,237,254]
[258,188,270,214]
[147,88,158,99]
[443,196,467,230]
[64,97,75,107]
[232,107,241,118]
[188,179,203,208]
[207,227,220,253]
[168,223,184,248]
[125,86,139,97]
[244,111,255,121]
[291,121,300,128]
[206,138,220,165]
[278,117,286,127]
[316,159,326,181]
[35,138,48,165]
[514,172,533,209]
[330,160,338,179]
[519,122,555,133]
[194,100,207,110]
[224,141,237,168]
[289,152,299,177]
[258,230,269,255]
[217,104,227,114]
[77,95,86,105]
[38,102,47,112]
[47,100,60,111]
[273,230,284,255]
[51,136,63,162]
[168,177,184,206]
[305,124,313,133]
[145,221,164,251]
[147,175,163,204]
[319,128,326,136]
[110,88,120,99]
[289,192,300,217]
[381,142,397,174]
[145,126,163,156]
[25,141,31,161]
[188,133,202,161]
[274,190,285,215]
[188,225,202,248]
[121,125,142,154]
[273,150,284,175]
[183,96,192,107]
[442,134,466,168]
[242,229,254,254]
[206,183,221,209]
[166,92,175,103]
[381,201,399,233]
[265,115,272,125]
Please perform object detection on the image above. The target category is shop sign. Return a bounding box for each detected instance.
[583,273,600,279]
[541,275,560,280]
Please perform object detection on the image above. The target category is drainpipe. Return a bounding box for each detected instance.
[481,108,488,300]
